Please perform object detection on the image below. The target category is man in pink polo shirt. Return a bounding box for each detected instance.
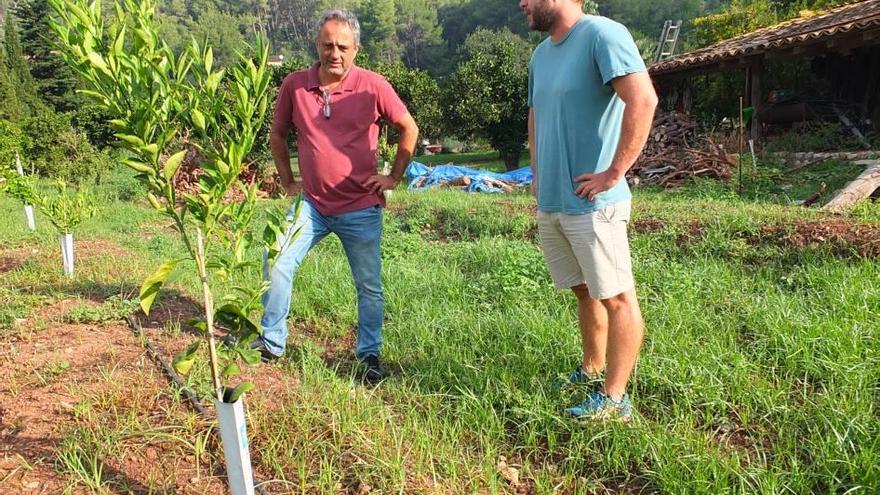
[255,9,419,382]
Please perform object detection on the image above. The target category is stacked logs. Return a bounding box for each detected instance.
[169,146,268,201]
[631,112,735,187]
[642,111,697,156]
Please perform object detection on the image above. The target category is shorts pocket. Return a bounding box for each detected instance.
[597,204,616,223]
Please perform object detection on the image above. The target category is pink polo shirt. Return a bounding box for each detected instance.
[272,64,409,216]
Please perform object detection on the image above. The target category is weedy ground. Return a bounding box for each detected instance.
[1,156,878,494]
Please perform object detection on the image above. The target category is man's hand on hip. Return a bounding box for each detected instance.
[364,174,400,194]
[573,169,623,201]
[284,181,301,197]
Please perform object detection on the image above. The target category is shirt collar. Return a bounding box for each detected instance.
[307,63,360,93]
[552,15,589,46]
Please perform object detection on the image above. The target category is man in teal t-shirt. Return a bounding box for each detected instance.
[521,0,658,421]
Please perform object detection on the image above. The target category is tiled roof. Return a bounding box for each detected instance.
[651,0,880,76]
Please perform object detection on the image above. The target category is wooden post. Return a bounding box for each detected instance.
[823,160,880,212]
[749,57,764,145]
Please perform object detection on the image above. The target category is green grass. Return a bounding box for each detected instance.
[2,159,879,493]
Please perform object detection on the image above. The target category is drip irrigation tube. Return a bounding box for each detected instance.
[125,315,270,495]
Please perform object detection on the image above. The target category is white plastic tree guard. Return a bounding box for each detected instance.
[15,154,36,231]
[24,205,36,231]
[61,233,74,277]
[383,161,392,200]
[216,397,255,495]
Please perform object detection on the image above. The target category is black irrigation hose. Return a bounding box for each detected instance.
[125,315,270,495]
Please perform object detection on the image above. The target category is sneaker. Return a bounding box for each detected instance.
[360,355,386,383]
[566,391,633,422]
[555,366,601,390]
[250,337,282,363]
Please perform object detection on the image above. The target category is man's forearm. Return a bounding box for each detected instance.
[270,131,295,186]
[608,99,656,178]
[390,120,418,181]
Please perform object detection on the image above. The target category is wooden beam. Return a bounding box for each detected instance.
[823,160,880,212]
[749,57,764,145]
[864,50,880,115]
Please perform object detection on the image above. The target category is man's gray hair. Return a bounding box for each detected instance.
[315,9,361,47]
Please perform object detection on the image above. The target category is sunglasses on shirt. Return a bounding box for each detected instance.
[321,88,331,119]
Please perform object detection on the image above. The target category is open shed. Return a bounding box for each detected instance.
[650,0,880,144]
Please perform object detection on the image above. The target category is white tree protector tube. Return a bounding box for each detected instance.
[215,397,255,495]
[15,154,36,231]
[61,233,74,277]
[383,161,392,200]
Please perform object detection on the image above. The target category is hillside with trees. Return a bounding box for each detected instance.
[0,0,869,175]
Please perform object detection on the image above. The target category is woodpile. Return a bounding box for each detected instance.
[642,111,697,156]
[631,112,736,187]
[169,146,266,201]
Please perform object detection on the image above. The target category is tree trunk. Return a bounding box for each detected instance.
[502,150,521,171]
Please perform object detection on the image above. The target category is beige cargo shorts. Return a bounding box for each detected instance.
[536,200,634,300]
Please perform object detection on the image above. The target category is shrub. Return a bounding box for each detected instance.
[23,110,110,184]
[764,122,871,153]
[0,119,28,168]
[71,104,116,150]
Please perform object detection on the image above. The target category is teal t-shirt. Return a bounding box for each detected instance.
[528,15,646,213]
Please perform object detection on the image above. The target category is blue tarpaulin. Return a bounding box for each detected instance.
[405,162,532,193]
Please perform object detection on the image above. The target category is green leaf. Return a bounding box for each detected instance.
[163,150,187,181]
[206,70,225,93]
[239,349,262,366]
[113,25,126,56]
[204,47,213,74]
[146,192,162,210]
[139,260,180,315]
[221,362,240,380]
[185,317,208,333]
[225,381,254,403]
[144,143,159,162]
[121,158,155,176]
[115,134,146,147]
[172,341,200,375]
[87,51,109,73]
[191,109,206,133]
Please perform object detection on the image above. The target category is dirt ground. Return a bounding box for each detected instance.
[0,284,296,494]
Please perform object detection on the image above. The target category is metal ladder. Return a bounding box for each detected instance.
[654,20,683,63]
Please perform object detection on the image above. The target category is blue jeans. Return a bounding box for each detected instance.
[260,198,384,359]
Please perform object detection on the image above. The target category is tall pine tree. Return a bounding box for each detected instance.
[4,13,43,118]
[395,0,444,69]
[359,0,400,64]
[13,0,79,112]
[0,35,22,121]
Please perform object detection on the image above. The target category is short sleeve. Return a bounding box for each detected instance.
[594,21,646,85]
[272,74,296,135]
[375,76,409,124]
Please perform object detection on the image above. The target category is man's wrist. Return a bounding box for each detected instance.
[607,165,628,180]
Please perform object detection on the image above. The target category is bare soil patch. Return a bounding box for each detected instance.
[748,219,880,258]
[0,296,298,493]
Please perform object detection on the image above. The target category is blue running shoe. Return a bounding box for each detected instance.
[566,391,633,422]
[568,366,590,384]
[555,366,603,390]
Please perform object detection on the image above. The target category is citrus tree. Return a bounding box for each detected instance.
[47,0,296,403]
[442,28,531,171]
